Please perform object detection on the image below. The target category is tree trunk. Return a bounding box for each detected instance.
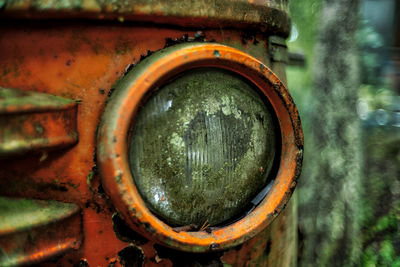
[298,0,362,265]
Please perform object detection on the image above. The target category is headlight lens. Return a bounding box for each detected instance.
[129,68,277,226]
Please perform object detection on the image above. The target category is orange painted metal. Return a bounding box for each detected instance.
[0,9,301,265]
[97,43,303,252]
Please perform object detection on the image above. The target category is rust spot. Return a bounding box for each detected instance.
[241,30,259,45]
[118,245,144,267]
[210,243,220,251]
[107,257,118,267]
[107,88,115,98]
[115,174,122,183]
[112,213,148,245]
[172,224,198,233]
[265,239,271,256]
[139,50,155,61]
[74,259,89,267]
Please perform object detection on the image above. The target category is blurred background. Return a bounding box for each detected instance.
[287,0,400,266]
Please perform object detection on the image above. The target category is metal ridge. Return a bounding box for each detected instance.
[1,0,290,37]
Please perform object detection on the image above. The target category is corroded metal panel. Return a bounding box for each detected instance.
[0,19,300,266]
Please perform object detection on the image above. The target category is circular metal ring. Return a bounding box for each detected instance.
[97,43,303,252]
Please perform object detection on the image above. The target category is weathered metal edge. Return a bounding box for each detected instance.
[0,197,80,236]
[0,0,290,37]
[0,88,79,157]
[0,198,82,267]
[0,87,77,115]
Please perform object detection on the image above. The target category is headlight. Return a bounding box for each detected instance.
[97,42,303,252]
[130,67,277,226]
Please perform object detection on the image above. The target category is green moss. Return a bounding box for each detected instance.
[0,87,75,112]
[114,39,132,55]
[32,0,83,10]
[86,169,95,191]
[0,197,78,233]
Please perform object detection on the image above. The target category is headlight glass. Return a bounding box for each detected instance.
[129,68,277,226]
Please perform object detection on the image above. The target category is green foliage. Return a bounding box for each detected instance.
[360,126,400,267]
[286,0,323,143]
[287,0,322,109]
[358,85,396,113]
[361,238,400,267]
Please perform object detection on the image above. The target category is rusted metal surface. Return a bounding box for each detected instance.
[97,42,303,252]
[0,0,290,37]
[221,195,297,266]
[0,87,78,157]
[0,18,301,266]
[0,197,82,266]
[269,36,289,63]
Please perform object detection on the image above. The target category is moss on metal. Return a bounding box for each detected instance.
[0,87,76,114]
[0,197,79,235]
[129,68,276,226]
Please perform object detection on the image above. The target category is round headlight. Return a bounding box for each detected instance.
[97,43,303,252]
[130,68,277,226]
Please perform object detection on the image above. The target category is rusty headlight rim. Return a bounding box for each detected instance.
[97,42,303,252]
